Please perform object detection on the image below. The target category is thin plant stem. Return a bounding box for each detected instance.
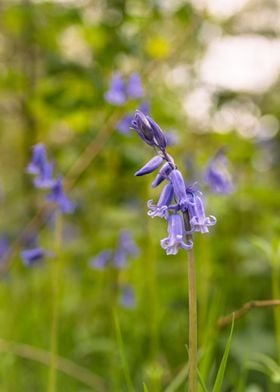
[48,212,63,392]
[186,236,197,392]
[217,299,280,329]
[271,258,280,362]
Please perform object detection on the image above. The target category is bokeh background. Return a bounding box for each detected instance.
[0,0,280,391]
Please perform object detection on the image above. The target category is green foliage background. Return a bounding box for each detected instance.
[0,0,280,391]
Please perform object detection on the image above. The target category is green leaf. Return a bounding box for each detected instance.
[212,316,235,392]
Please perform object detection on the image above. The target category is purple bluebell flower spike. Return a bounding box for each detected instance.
[204,151,234,194]
[132,109,217,255]
[160,214,193,255]
[120,285,135,309]
[188,192,216,233]
[135,155,163,176]
[105,73,127,105]
[21,247,45,266]
[89,250,113,269]
[113,230,139,268]
[46,177,75,214]
[127,73,144,99]
[148,183,174,219]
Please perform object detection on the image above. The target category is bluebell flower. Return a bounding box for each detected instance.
[169,169,189,211]
[89,250,113,270]
[120,285,135,309]
[116,102,150,135]
[131,110,167,149]
[104,73,127,105]
[27,143,48,176]
[148,183,174,219]
[152,162,174,188]
[46,177,75,214]
[160,214,193,255]
[135,155,163,176]
[21,247,45,266]
[33,162,55,189]
[126,73,144,99]
[187,191,216,233]
[204,151,234,194]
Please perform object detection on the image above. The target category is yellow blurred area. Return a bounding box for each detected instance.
[145,36,171,59]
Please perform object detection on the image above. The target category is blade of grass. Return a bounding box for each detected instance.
[212,315,235,392]
[197,370,209,392]
[113,309,134,392]
[164,364,188,392]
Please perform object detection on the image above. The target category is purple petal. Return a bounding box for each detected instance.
[126,73,144,99]
[134,155,163,176]
[105,73,127,105]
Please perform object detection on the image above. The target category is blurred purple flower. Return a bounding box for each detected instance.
[105,73,127,105]
[21,247,45,266]
[161,214,193,255]
[27,143,47,176]
[27,143,55,189]
[204,150,234,194]
[89,250,113,269]
[0,236,9,264]
[120,285,135,309]
[127,73,144,99]
[46,177,75,214]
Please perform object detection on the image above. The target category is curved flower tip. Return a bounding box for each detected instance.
[188,192,216,233]
[147,182,174,219]
[160,214,193,255]
[131,110,167,149]
[21,247,45,266]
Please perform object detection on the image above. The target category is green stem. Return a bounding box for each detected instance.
[271,257,280,362]
[187,239,197,392]
[48,213,63,392]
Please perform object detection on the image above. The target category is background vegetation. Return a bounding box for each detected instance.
[0,0,280,391]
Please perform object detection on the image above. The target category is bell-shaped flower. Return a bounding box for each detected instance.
[148,182,174,219]
[135,155,163,176]
[46,177,75,214]
[188,191,216,233]
[105,73,127,105]
[160,213,193,255]
[169,169,189,211]
[126,73,144,99]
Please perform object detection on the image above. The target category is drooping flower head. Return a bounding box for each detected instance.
[117,102,150,135]
[160,214,193,255]
[27,143,55,189]
[89,250,113,270]
[120,285,135,309]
